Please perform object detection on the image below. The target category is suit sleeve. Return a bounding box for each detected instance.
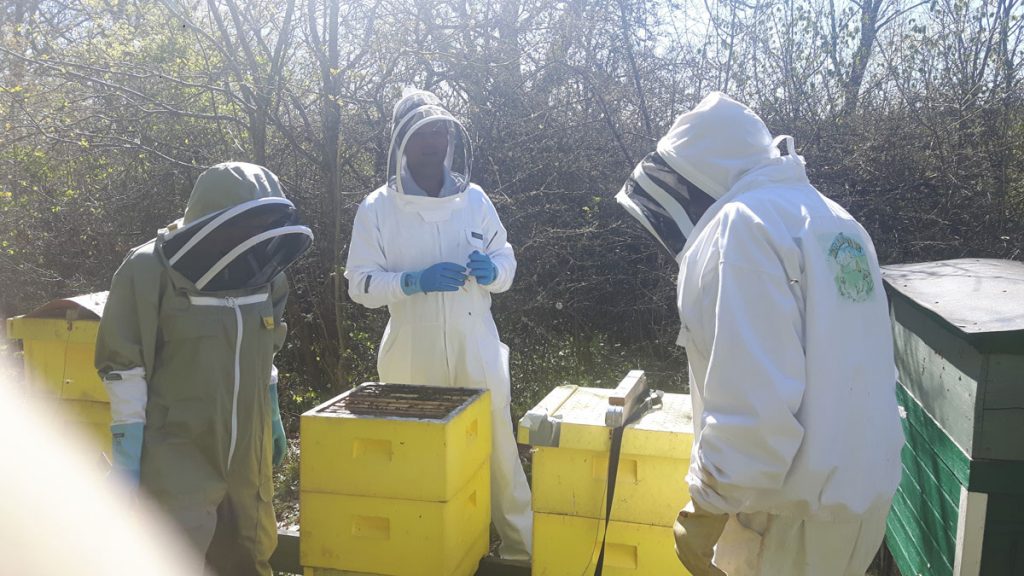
[686,213,806,515]
[478,190,516,294]
[95,254,159,425]
[344,199,407,308]
[271,273,289,356]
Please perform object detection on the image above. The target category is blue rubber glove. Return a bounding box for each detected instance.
[401,262,467,295]
[269,383,287,467]
[467,250,498,285]
[110,421,143,490]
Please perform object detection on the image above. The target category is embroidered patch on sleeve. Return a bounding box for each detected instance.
[827,232,874,302]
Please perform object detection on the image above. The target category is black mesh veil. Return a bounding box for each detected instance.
[162,197,313,291]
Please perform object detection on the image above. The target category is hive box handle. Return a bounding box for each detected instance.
[352,516,390,539]
[352,438,393,462]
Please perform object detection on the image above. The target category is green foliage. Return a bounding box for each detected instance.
[273,438,301,530]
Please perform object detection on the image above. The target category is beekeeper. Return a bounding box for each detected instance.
[95,162,313,575]
[345,89,532,561]
[616,92,904,576]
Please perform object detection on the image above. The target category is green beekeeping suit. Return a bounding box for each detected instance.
[96,162,311,575]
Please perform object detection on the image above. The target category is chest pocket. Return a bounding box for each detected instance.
[467,229,485,252]
[244,300,279,353]
[155,300,226,403]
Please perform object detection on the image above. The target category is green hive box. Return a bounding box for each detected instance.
[882,259,1024,576]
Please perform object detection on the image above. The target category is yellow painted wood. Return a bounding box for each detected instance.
[532,447,690,526]
[72,419,113,459]
[7,314,112,460]
[21,339,66,396]
[300,389,491,502]
[48,400,112,457]
[300,460,490,576]
[302,525,486,576]
[59,336,106,401]
[57,399,111,423]
[302,528,485,576]
[524,386,694,527]
[516,385,575,445]
[26,399,113,459]
[7,316,108,401]
[7,315,99,343]
[540,387,692,459]
[532,512,691,576]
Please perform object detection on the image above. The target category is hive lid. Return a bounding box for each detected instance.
[882,259,1024,348]
[308,382,486,422]
[520,385,693,460]
[20,292,108,320]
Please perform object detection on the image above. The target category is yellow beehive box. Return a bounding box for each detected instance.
[58,399,112,424]
[301,383,491,502]
[532,512,688,575]
[73,419,113,457]
[59,399,113,453]
[7,294,112,461]
[520,385,694,526]
[303,531,487,576]
[301,459,490,576]
[5,293,109,402]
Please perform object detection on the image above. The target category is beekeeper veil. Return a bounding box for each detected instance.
[616,92,783,263]
[616,152,717,262]
[160,162,313,292]
[387,88,473,196]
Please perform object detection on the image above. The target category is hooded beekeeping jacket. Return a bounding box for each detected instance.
[344,91,516,403]
[95,162,311,572]
[344,90,532,559]
[623,93,904,520]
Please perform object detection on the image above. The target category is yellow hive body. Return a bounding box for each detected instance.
[301,460,489,576]
[6,293,111,459]
[521,384,695,575]
[301,386,491,501]
[533,512,683,575]
[6,315,108,401]
[52,399,114,454]
[300,384,492,576]
[302,524,487,576]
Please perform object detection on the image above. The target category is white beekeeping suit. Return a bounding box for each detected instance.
[617,92,904,576]
[345,89,532,560]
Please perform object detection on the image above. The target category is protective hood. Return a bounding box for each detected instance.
[616,92,789,262]
[387,89,473,198]
[160,162,313,292]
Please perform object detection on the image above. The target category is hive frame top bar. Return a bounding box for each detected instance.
[305,382,488,423]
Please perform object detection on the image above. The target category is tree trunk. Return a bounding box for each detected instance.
[843,0,884,117]
[617,0,653,139]
[310,0,346,392]
[995,0,1019,200]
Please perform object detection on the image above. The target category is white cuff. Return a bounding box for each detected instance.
[103,367,148,425]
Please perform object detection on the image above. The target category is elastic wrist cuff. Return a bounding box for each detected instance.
[401,271,421,295]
